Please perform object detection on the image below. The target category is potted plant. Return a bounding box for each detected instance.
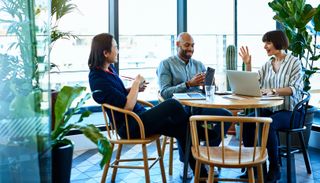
[268,0,320,147]
[49,0,79,128]
[51,85,112,183]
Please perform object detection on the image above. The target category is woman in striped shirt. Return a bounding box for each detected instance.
[239,30,304,182]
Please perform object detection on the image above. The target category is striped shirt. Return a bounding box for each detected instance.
[258,54,303,111]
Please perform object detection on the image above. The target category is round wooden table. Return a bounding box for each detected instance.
[178,94,284,182]
[178,94,284,110]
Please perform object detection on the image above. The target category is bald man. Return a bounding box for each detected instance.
[156,32,232,178]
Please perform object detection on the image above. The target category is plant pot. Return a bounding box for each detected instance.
[301,105,317,148]
[52,142,74,183]
[279,105,317,148]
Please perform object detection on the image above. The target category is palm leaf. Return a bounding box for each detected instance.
[53,86,86,131]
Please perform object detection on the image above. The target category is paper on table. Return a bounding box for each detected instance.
[222,95,246,100]
[173,93,206,100]
[254,96,284,100]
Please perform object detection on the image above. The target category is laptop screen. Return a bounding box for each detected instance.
[226,70,262,97]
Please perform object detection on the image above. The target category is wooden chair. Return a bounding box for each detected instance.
[100,100,166,183]
[277,91,312,183]
[157,92,176,175]
[189,115,272,183]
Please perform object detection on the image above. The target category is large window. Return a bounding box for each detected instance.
[50,0,108,91]
[49,0,108,108]
[118,0,177,101]
[188,0,234,88]
[49,1,319,117]
[237,0,275,70]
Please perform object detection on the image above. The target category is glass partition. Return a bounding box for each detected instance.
[0,0,51,182]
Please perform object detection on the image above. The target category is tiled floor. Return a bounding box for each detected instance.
[71,136,320,183]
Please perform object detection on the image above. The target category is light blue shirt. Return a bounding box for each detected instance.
[156,55,206,99]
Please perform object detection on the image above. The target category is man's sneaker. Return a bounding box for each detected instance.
[214,167,220,177]
[239,167,257,179]
[205,165,220,177]
[179,162,193,179]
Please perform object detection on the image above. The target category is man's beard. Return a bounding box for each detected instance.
[181,49,193,60]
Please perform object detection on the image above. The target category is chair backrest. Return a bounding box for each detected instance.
[289,91,310,129]
[101,100,154,140]
[189,115,272,166]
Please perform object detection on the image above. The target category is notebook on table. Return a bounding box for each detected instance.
[173,93,206,100]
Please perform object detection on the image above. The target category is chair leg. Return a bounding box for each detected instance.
[276,131,282,166]
[161,136,167,155]
[208,165,214,183]
[194,160,200,183]
[100,143,114,183]
[111,144,122,182]
[142,144,151,183]
[156,139,167,183]
[298,132,312,174]
[248,167,255,183]
[286,132,292,183]
[257,164,264,183]
[169,137,174,175]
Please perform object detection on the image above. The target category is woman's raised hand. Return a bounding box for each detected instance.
[239,46,252,65]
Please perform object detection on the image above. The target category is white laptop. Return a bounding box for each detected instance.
[226,70,262,97]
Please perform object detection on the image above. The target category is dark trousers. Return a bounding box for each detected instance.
[243,109,302,168]
[135,99,198,172]
[177,106,233,162]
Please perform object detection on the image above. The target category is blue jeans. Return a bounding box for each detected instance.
[243,109,303,168]
[177,106,233,162]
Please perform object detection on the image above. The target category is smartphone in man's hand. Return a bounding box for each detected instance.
[205,67,215,85]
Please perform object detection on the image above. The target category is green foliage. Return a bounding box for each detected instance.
[0,0,45,117]
[51,86,112,168]
[50,0,78,51]
[226,45,237,90]
[269,0,320,91]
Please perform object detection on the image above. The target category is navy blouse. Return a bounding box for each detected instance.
[89,64,146,127]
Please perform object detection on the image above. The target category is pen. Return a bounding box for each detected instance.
[121,75,149,84]
[121,75,135,80]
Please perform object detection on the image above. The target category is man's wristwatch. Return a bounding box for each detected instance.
[185,81,190,89]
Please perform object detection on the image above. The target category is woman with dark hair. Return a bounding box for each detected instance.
[88,33,207,179]
[239,30,304,182]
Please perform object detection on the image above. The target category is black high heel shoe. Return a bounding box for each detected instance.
[266,166,281,183]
